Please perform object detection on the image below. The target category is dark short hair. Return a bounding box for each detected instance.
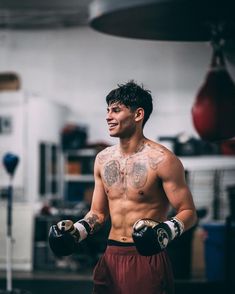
[106,80,153,127]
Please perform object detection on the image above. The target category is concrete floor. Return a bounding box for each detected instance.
[0,270,234,294]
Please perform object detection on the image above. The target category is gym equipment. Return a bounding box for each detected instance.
[48,219,91,256]
[1,153,22,293]
[192,38,235,141]
[89,0,235,41]
[3,153,19,177]
[132,217,184,256]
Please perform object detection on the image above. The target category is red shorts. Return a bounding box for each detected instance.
[93,240,174,294]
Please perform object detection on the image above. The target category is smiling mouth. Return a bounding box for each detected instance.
[108,123,118,130]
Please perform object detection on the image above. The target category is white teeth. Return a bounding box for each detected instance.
[108,123,117,127]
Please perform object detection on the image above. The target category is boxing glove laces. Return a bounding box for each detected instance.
[132,217,184,256]
[48,219,91,256]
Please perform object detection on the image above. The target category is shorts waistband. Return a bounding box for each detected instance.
[107,239,135,247]
[106,239,139,255]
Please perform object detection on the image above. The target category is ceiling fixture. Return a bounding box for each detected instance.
[89,0,235,41]
[0,0,91,29]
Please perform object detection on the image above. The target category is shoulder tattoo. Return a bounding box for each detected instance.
[146,145,165,170]
[148,154,164,169]
[97,147,114,164]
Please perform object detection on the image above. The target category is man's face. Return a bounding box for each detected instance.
[106,102,136,138]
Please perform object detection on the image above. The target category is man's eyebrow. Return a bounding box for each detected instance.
[107,104,121,110]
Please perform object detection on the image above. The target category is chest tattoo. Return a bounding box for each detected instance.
[129,162,148,188]
[100,143,165,192]
[103,160,121,186]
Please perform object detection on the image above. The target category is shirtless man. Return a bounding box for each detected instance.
[49,81,197,294]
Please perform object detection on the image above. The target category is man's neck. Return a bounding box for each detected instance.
[119,135,146,156]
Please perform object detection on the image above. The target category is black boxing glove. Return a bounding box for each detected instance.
[48,219,91,256]
[132,217,184,256]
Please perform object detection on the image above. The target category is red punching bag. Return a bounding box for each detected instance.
[192,44,235,141]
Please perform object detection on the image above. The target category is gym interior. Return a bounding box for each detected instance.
[0,1,235,293]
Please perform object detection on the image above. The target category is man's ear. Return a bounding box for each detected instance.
[135,108,144,122]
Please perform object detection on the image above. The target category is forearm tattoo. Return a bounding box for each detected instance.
[85,213,103,233]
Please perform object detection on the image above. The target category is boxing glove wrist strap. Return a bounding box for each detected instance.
[74,219,91,241]
[164,217,184,240]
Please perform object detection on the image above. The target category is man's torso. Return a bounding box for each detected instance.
[97,140,172,242]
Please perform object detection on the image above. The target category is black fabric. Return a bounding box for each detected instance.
[107,239,135,247]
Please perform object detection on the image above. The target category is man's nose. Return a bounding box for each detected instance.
[106,112,112,121]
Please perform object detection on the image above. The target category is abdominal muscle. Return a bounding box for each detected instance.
[107,196,169,243]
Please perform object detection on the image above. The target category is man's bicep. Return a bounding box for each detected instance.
[91,176,109,216]
[161,157,194,209]
[84,174,109,233]
[90,155,109,214]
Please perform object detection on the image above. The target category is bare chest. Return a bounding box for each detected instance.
[101,155,162,201]
[104,157,147,187]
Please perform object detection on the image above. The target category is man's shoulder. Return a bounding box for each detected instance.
[96,145,117,164]
[145,140,180,165]
[146,140,172,156]
[98,145,116,155]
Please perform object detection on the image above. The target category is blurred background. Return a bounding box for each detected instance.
[0,0,235,293]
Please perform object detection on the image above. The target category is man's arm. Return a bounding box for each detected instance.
[83,154,110,233]
[132,151,197,256]
[49,153,109,256]
[159,153,197,231]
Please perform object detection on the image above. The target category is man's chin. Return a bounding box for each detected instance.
[109,132,119,137]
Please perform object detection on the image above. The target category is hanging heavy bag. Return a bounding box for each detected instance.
[192,45,235,142]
